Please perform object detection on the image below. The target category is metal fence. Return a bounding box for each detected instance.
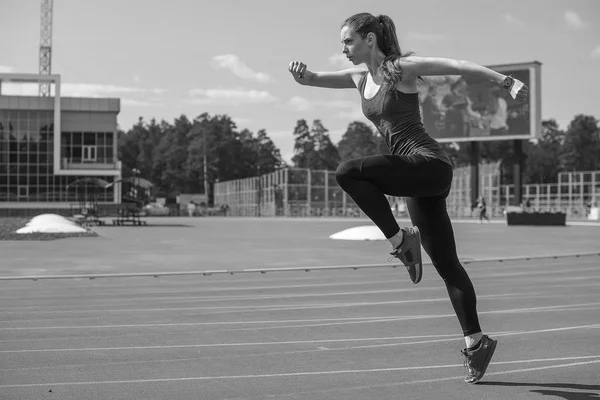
[214,166,600,219]
[500,170,600,218]
[214,163,501,218]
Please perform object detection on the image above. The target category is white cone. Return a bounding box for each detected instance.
[16,213,87,234]
[329,225,386,241]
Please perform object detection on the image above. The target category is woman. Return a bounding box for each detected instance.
[288,12,528,384]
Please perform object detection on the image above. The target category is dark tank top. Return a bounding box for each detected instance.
[358,72,452,166]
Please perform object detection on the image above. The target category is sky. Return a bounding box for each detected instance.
[1,0,599,162]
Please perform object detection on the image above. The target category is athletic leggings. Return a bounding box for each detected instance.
[335,154,481,336]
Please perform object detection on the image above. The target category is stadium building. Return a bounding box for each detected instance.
[0,73,122,215]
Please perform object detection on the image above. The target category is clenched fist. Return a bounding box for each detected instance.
[288,61,308,81]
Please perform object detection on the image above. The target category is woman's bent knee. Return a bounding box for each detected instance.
[335,159,362,186]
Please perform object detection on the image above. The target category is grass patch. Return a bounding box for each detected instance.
[0,217,98,241]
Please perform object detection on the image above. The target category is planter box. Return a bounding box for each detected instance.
[506,212,567,226]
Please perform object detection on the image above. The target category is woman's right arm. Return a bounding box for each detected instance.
[288,61,364,89]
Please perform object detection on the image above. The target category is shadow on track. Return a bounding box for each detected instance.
[479,381,600,400]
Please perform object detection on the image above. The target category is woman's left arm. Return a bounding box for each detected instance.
[399,56,528,100]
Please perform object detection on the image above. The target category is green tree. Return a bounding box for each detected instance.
[154,115,193,195]
[118,113,286,202]
[291,119,315,168]
[337,121,386,161]
[560,114,600,172]
[311,119,340,170]
[291,119,340,170]
[253,128,285,174]
[524,119,564,183]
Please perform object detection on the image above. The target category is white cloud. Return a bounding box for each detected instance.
[405,32,447,42]
[288,96,312,112]
[187,88,277,105]
[61,83,166,97]
[0,65,15,73]
[121,98,163,107]
[211,54,272,83]
[503,13,524,25]
[285,95,370,125]
[0,80,166,99]
[590,45,600,59]
[232,117,252,127]
[325,100,356,109]
[287,96,357,113]
[565,11,585,30]
[62,83,142,97]
[279,149,294,164]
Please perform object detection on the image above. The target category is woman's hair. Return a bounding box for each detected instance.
[342,13,418,91]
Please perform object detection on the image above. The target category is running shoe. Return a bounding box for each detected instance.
[461,335,498,384]
[389,226,423,284]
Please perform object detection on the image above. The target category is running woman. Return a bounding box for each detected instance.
[288,12,528,384]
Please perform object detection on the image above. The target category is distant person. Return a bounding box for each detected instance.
[187,201,196,217]
[220,203,229,216]
[288,12,528,383]
[477,196,490,223]
[521,198,532,212]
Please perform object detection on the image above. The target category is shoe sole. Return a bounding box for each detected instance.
[466,339,497,384]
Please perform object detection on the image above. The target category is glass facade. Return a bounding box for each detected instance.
[0,110,115,203]
[61,132,114,164]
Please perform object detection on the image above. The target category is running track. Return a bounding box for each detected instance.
[1,217,599,400]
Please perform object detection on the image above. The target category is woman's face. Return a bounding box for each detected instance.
[340,26,371,65]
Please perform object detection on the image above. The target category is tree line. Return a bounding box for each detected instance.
[118,113,600,203]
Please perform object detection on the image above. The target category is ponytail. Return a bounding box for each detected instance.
[376,15,417,91]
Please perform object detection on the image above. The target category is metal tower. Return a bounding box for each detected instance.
[39,0,53,96]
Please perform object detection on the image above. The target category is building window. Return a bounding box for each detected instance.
[18,185,29,198]
[83,145,97,162]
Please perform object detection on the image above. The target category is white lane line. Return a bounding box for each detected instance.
[2,302,599,332]
[2,332,527,371]
[0,333,464,362]
[1,355,599,388]
[285,359,600,397]
[1,323,598,354]
[3,278,600,311]
[0,288,444,312]
[0,292,530,315]
[0,315,399,331]
[219,306,600,333]
[4,296,599,326]
[339,324,600,351]
[137,302,600,332]
[0,279,401,299]
[0,279,418,304]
